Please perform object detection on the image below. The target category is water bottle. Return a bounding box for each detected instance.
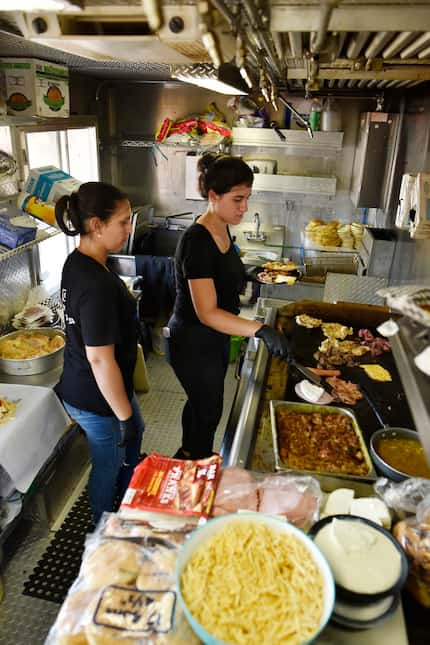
[321,98,342,132]
[309,99,322,132]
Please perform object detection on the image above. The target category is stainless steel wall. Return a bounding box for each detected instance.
[96,82,430,277]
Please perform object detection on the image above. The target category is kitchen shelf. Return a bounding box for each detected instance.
[389,316,430,464]
[231,127,343,152]
[252,173,337,196]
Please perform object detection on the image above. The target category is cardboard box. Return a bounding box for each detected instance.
[0,58,69,118]
[0,215,37,249]
[25,166,81,202]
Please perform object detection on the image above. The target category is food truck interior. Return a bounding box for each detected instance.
[0,2,430,644]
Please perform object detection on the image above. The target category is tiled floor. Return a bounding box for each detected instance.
[0,352,238,645]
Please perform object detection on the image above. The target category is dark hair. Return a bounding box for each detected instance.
[197,153,253,199]
[55,181,128,236]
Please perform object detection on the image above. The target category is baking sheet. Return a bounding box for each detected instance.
[0,383,70,492]
[270,400,376,481]
[278,302,416,446]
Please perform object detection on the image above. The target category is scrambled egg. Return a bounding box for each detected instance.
[360,364,392,382]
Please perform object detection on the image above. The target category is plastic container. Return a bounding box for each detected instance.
[17,192,56,226]
[321,98,342,132]
[229,335,244,363]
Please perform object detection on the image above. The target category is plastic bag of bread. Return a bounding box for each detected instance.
[45,516,199,645]
[393,495,430,607]
[211,467,321,531]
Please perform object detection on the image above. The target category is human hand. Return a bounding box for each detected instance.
[118,415,139,447]
[255,324,290,359]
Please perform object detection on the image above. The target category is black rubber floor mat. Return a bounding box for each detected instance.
[22,489,95,604]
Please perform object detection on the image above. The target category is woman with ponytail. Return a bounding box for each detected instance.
[166,153,289,460]
[55,182,145,522]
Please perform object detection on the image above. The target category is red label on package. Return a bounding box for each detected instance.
[121,453,222,518]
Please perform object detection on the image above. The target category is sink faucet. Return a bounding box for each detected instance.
[245,212,267,243]
[254,212,261,237]
[164,212,193,229]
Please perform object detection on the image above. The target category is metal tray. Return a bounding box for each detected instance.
[270,400,376,482]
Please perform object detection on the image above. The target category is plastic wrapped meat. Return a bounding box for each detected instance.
[212,467,258,516]
[258,475,320,530]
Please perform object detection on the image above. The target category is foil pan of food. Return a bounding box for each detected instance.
[0,327,65,375]
[270,400,376,482]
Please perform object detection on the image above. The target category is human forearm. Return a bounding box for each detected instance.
[87,353,132,420]
[198,307,262,337]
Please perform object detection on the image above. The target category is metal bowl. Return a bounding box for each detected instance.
[370,427,423,482]
[0,327,65,375]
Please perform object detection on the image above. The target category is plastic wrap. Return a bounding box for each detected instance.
[120,453,222,524]
[211,467,322,531]
[45,513,199,645]
[374,477,430,518]
[393,496,430,607]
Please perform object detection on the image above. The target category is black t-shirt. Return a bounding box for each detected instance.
[57,249,138,416]
[173,223,245,325]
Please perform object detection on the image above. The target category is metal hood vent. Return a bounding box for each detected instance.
[0,2,429,92]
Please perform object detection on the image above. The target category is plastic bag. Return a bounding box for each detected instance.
[375,477,430,519]
[45,513,199,644]
[393,495,430,607]
[211,467,322,531]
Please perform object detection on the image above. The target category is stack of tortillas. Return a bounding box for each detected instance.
[351,222,364,248]
[305,219,341,247]
[337,224,355,249]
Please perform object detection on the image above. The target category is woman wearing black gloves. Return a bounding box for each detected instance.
[166,153,289,460]
[55,182,145,523]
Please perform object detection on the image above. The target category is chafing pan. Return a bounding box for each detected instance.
[270,400,376,482]
[0,327,65,375]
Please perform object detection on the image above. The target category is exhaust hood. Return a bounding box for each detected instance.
[0,1,429,92]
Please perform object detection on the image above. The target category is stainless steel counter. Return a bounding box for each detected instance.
[0,365,62,388]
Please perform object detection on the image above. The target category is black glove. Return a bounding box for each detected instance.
[255,324,290,359]
[118,415,139,448]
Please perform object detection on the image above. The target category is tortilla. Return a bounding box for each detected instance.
[321,322,353,340]
[295,314,322,328]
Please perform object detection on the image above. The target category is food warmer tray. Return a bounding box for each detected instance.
[270,400,376,482]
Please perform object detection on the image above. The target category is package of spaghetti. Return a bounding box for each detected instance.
[120,453,222,524]
[45,519,199,644]
[212,467,322,531]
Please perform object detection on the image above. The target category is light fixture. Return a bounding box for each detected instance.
[1,0,80,9]
[171,63,249,95]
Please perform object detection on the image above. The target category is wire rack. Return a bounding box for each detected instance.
[303,249,360,276]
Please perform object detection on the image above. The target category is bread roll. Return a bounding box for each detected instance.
[55,589,98,645]
[81,541,141,590]
[136,547,177,591]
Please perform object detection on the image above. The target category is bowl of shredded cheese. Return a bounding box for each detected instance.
[176,512,335,645]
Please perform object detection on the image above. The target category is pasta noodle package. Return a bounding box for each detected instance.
[212,467,322,531]
[120,453,222,523]
[45,514,199,645]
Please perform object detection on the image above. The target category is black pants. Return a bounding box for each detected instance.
[166,318,230,458]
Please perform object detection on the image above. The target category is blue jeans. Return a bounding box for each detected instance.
[63,395,144,523]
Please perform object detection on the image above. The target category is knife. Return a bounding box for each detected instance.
[291,360,323,387]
